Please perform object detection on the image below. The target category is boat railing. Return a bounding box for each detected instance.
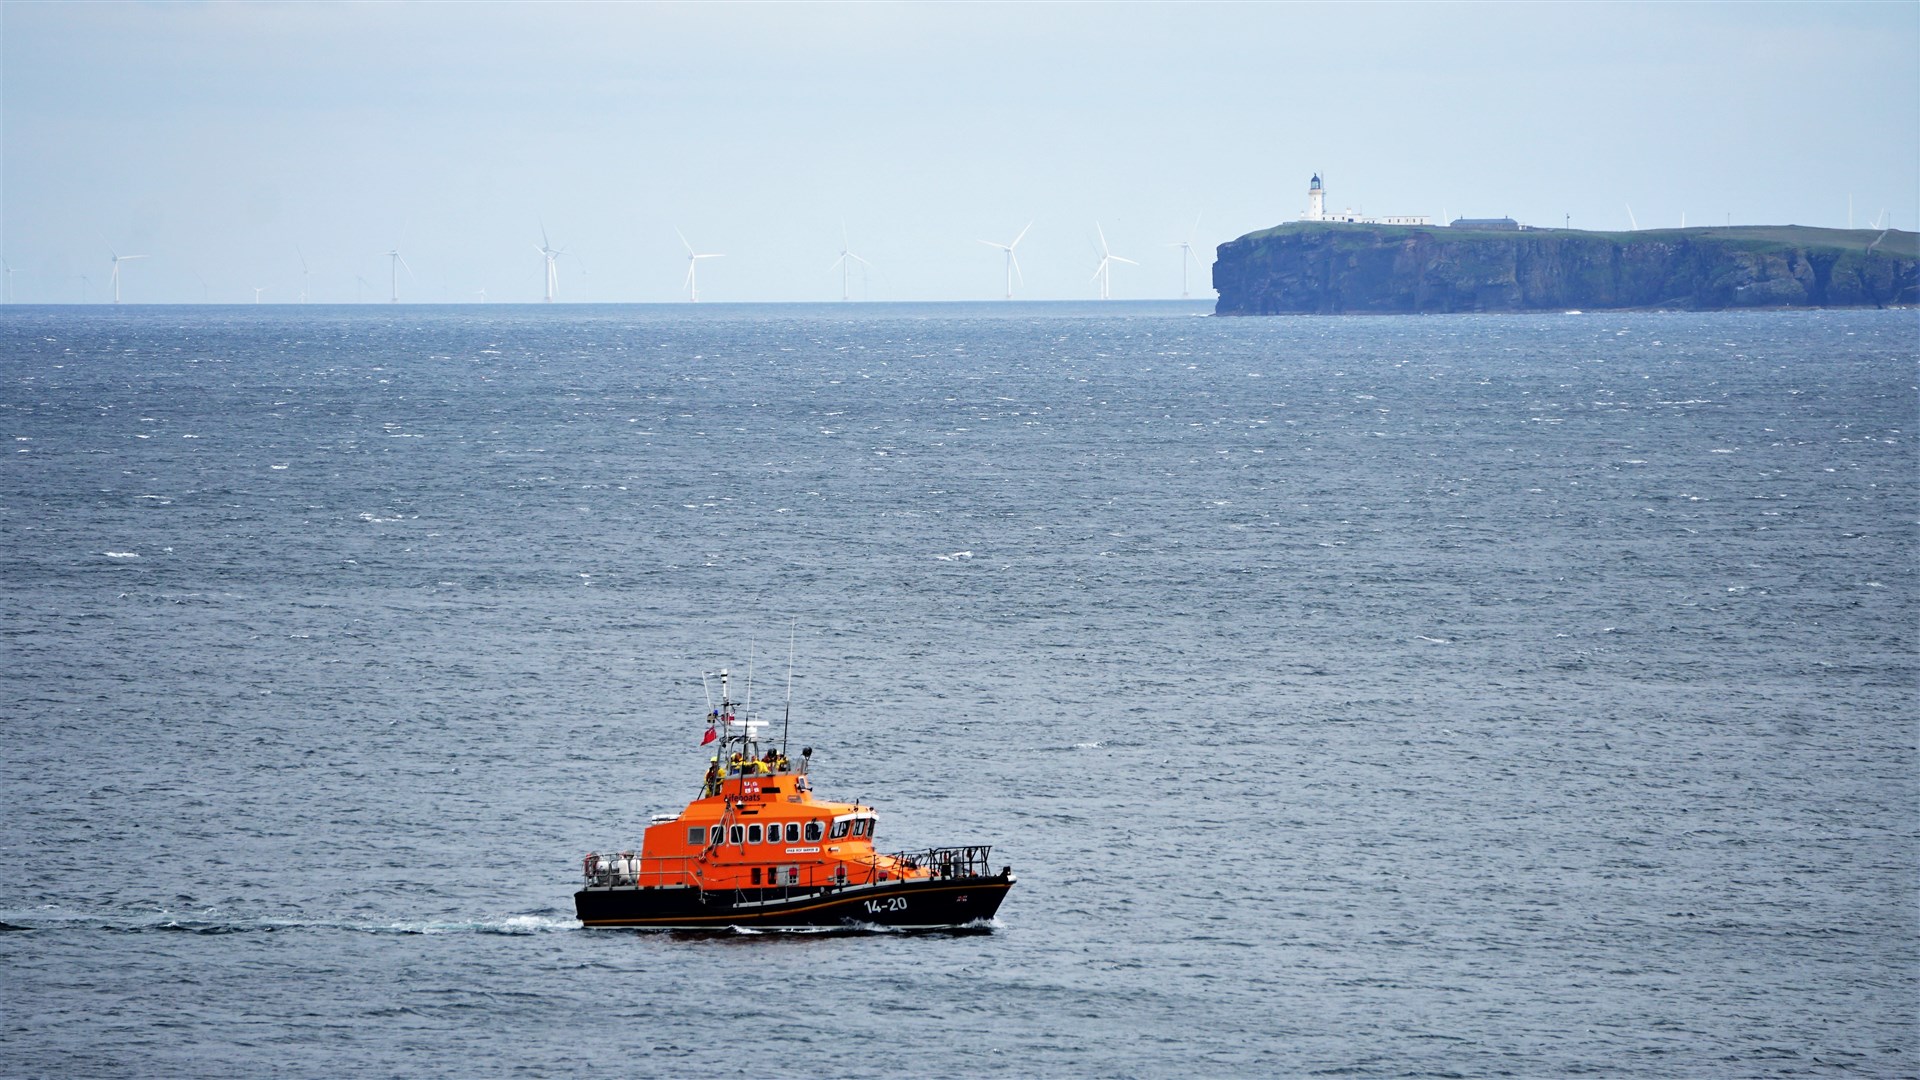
[872,845,999,880]
[581,853,853,891]
[581,845,1002,890]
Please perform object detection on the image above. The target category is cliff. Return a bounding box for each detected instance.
[1212,223,1919,315]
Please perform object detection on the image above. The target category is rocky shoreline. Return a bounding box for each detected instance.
[1212,223,1917,315]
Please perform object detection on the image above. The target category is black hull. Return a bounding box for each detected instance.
[575,873,1014,931]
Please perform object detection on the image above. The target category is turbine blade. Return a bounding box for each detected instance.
[978,239,1005,250]
[1011,251,1023,285]
[676,228,694,254]
[1113,255,1138,266]
[1097,222,1109,255]
[1012,220,1033,247]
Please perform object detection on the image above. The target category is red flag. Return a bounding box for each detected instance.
[700,726,717,746]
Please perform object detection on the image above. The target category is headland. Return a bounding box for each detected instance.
[1213,221,1917,315]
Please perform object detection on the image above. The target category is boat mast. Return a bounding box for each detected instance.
[782,619,796,760]
[721,667,743,767]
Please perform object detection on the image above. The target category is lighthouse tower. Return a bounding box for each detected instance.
[1306,174,1325,222]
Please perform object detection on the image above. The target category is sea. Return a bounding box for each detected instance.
[1,301,1914,1078]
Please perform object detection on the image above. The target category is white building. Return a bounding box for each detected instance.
[1301,174,1430,226]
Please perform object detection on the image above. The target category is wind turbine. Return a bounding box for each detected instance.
[381,248,415,303]
[253,286,266,304]
[1624,202,1639,231]
[1167,214,1206,299]
[296,246,311,303]
[677,229,723,302]
[107,244,148,304]
[355,275,374,303]
[1090,223,1136,300]
[830,225,870,301]
[2,258,19,303]
[534,222,582,302]
[978,220,1032,300]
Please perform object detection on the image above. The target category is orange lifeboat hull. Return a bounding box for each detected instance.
[575,868,1014,930]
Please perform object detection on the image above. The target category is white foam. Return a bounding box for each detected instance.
[103,551,140,559]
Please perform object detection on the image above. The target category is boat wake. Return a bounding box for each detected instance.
[0,910,583,937]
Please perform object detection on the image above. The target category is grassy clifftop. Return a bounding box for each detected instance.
[1215,223,1918,314]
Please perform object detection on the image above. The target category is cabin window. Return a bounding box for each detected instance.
[804,821,823,842]
[747,824,762,844]
[709,825,723,845]
[687,827,704,845]
[729,824,744,845]
[829,820,849,840]
[750,867,761,885]
[766,825,782,845]
[785,822,800,843]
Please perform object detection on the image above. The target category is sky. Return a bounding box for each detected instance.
[2,1,1915,305]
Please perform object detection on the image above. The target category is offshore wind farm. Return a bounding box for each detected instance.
[12,217,1216,305]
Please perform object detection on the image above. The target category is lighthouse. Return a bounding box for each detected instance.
[1297,173,1431,227]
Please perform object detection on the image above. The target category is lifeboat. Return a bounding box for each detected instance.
[573,668,1015,930]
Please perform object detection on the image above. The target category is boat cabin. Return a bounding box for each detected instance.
[594,670,924,894]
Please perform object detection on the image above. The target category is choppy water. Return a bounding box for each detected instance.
[2,301,1914,1078]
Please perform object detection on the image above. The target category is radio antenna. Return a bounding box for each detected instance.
[782,618,797,757]
[743,639,756,756]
